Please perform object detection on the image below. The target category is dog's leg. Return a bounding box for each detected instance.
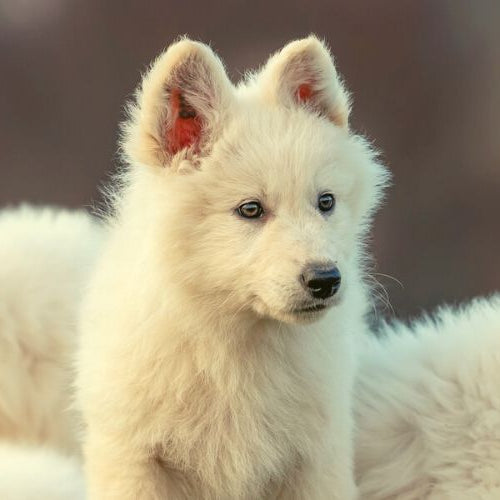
[276,457,358,500]
[83,436,180,500]
[277,389,358,500]
[85,459,169,499]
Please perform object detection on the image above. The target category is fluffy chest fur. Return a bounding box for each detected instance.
[123,309,348,498]
[78,244,355,498]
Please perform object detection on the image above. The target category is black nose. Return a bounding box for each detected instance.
[300,265,341,300]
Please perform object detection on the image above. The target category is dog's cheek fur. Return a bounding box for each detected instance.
[118,168,258,311]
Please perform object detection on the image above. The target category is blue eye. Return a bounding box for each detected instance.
[237,201,264,219]
[318,193,335,213]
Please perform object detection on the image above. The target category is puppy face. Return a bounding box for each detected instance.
[120,37,388,323]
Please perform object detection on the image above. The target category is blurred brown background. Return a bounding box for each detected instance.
[1,0,499,319]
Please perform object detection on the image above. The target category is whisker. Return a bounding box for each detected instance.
[373,272,404,289]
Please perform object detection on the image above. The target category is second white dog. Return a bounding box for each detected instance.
[356,296,500,499]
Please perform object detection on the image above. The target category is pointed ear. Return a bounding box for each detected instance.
[258,36,350,128]
[122,39,233,168]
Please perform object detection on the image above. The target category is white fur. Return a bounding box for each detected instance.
[76,37,387,499]
[0,206,102,453]
[355,296,500,499]
[3,37,499,500]
[0,443,84,500]
[0,206,101,499]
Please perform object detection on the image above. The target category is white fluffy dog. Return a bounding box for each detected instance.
[0,206,100,498]
[75,36,387,499]
[0,206,101,453]
[355,296,500,499]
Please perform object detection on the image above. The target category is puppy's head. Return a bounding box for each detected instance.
[121,36,389,324]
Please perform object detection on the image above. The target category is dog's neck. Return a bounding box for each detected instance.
[158,280,361,353]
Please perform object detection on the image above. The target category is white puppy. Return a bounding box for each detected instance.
[75,37,388,499]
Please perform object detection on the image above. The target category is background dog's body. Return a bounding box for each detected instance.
[0,206,101,454]
[0,207,98,499]
[0,443,84,500]
[356,296,500,499]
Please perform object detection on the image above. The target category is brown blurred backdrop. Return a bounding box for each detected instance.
[1,0,499,319]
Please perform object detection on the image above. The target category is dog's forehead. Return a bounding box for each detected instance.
[199,107,353,209]
[216,106,339,180]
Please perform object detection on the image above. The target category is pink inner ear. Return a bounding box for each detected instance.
[296,83,314,103]
[166,89,202,155]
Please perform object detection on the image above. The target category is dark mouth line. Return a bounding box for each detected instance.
[293,303,327,314]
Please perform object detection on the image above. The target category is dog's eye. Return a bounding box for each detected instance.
[237,201,264,219]
[318,193,335,213]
